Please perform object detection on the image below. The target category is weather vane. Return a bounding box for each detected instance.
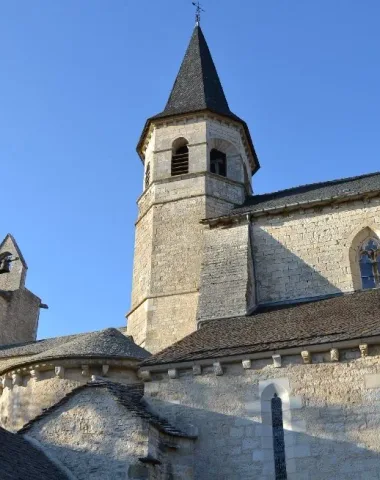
[192,1,205,25]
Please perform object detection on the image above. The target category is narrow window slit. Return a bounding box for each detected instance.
[271,393,287,480]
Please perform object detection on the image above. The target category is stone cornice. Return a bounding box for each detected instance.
[138,335,380,378]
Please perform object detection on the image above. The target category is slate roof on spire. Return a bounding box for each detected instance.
[155,25,233,119]
[137,25,260,172]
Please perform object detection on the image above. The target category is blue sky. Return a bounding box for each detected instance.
[1,1,379,339]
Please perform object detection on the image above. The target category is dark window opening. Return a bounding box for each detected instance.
[145,163,150,190]
[360,238,380,290]
[210,149,227,177]
[271,393,287,480]
[171,145,189,176]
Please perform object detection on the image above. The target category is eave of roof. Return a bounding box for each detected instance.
[141,288,380,367]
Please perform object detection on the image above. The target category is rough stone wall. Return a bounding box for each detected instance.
[197,223,254,322]
[145,348,380,480]
[128,114,249,353]
[26,387,195,480]
[26,387,149,480]
[252,197,380,304]
[0,365,140,431]
[2,289,41,344]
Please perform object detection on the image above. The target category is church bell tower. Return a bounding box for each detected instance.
[127,24,260,353]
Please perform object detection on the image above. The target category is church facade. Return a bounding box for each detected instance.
[0,22,380,480]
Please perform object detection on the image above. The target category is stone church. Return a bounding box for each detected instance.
[0,22,380,480]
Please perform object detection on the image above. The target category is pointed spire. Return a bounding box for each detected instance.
[138,25,260,174]
[156,25,233,119]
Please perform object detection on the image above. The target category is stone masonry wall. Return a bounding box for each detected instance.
[26,387,149,480]
[197,223,254,322]
[128,114,250,353]
[0,365,140,431]
[145,347,380,480]
[252,197,380,304]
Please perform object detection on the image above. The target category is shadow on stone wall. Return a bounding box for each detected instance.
[145,385,380,480]
[253,228,344,305]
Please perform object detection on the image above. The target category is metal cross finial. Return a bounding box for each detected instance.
[192,1,205,25]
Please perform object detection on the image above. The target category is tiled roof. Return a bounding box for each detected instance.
[0,328,150,374]
[19,380,196,439]
[0,426,68,479]
[142,289,380,366]
[231,172,380,216]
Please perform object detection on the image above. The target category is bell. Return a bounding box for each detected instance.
[0,252,12,275]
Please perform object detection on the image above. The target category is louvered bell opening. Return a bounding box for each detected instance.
[171,146,189,176]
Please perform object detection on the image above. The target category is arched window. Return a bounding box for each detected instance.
[210,149,227,177]
[359,238,380,289]
[171,142,189,176]
[271,393,287,480]
[144,163,150,190]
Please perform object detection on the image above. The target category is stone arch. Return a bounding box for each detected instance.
[207,138,245,183]
[171,137,189,176]
[172,137,189,152]
[349,227,380,290]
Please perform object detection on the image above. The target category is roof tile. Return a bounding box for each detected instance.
[142,289,380,366]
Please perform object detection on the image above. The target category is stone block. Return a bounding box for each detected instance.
[242,438,256,451]
[55,366,65,379]
[230,427,244,438]
[192,364,202,376]
[359,344,368,357]
[365,373,380,389]
[289,396,303,409]
[330,348,339,362]
[12,373,22,386]
[252,450,264,462]
[139,370,152,382]
[242,359,252,369]
[168,368,179,379]
[259,377,290,394]
[301,350,311,364]
[213,362,223,376]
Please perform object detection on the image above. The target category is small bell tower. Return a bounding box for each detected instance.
[0,234,43,345]
[127,24,260,353]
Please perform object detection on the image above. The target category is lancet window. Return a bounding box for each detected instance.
[271,393,287,480]
[210,148,227,177]
[359,238,380,289]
